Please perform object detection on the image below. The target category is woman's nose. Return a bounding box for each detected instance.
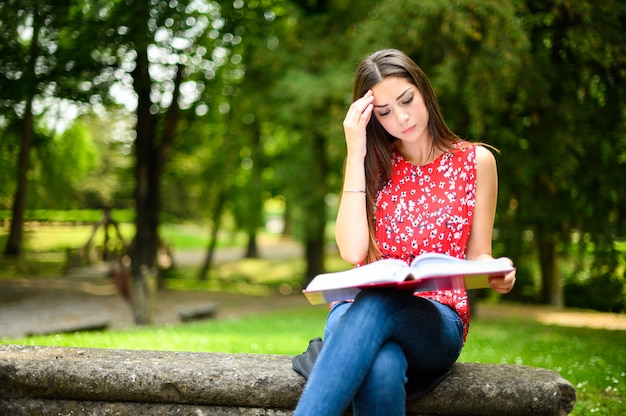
[398,111,409,123]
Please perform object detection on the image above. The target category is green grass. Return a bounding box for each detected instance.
[0,220,242,254]
[461,319,625,415]
[2,306,624,415]
[13,223,213,253]
[0,209,135,223]
[2,306,329,354]
[0,222,248,279]
[164,254,351,295]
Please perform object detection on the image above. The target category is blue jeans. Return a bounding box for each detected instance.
[294,289,464,416]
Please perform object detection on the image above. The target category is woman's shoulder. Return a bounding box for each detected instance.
[471,143,498,185]
[451,141,496,163]
[473,143,497,169]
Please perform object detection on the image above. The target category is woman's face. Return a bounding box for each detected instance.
[371,76,430,143]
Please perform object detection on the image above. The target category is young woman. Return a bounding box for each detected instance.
[294,49,516,416]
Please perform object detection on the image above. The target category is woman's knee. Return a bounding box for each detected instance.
[362,342,407,393]
[324,301,351,341]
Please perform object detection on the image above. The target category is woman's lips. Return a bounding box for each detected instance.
[402,125,416,135]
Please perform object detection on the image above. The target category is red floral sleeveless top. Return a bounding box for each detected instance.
[375,142,475,341]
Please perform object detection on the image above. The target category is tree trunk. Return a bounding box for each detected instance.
[538,229,564,308]
[302,132,328,284]
[4,94,33,257]
[198,105,238,280]
[130,46,159,325]
[129,44,183,323]
[198,190,227,281]
[4,9,41,257]
[305,236,325,284]
[244,119,263,259]
[245,231,259,258]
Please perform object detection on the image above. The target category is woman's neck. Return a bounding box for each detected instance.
[393,139,444,166]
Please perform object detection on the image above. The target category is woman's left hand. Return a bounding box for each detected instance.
[488,257,516,294]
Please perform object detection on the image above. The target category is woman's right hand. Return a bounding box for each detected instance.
[343,90,374,158]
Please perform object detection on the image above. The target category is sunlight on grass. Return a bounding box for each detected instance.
[0,222,245,254]
[159,223,210,249]
[165,252,351,295]
[164,257,307,296]
[19,223,134,252]
[216,258,306,285]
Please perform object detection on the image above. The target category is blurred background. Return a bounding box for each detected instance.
[1,0,625,325]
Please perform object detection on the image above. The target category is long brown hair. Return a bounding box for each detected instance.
[348,49,461,263]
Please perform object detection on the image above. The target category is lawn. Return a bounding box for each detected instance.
[0,221,244,279]
[3,304,624,415]
[462,317,625,415]
[1,221,625,414]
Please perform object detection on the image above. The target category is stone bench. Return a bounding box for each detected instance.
[0,344,576,415]
[177,302,218,322]
[26,320,111,337]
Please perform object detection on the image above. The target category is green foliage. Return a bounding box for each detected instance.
[565,273,625,313]
[353,0,529,138]
[342,0,626,305]
[563,240,626,313]
[1,0,625,306]
[259,1,364,279]
[71,111,135,208]
[495,0,626,302]
[0,0,120,120]
[26,121,98,209]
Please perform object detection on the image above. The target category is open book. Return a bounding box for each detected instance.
[303,253,514,305]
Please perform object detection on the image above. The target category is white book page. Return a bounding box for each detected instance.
[305,258,409,292]
[408,253,512,280]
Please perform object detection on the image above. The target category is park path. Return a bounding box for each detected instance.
[0,239,309,339]
[1,239,626,339]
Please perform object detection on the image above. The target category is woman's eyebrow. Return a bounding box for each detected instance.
[396,87,412,101]
[373,87,412,108]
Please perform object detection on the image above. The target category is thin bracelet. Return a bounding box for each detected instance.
[343,189,366,193]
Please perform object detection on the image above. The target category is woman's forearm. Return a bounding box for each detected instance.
[335,155,369,264]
